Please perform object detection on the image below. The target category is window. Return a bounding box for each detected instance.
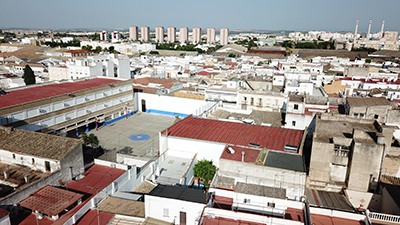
[259,98,262,106]
[32,158,35,165]
[267,202,276,208]
[250,98,254,105]
[12,154,15,159]
[163,208,169,217]
[244,199,251,203]
[354,113,359,117]
[294,104,299,110]
[292,121,296,126]
[45,161,51,172]
[374,114,379,119]
[360,113,365,118]
[333,144,349,157]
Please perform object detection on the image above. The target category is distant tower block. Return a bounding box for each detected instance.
[155,26,164,43]
[180,27,188,43]
[141,26,150,42]
[207,28,215,44]
[129,26,139,41]
[192,27,201,44]
[112,31,120,40]
[167,27,176,43]
[220,28,229,45]
[367,20,372,40]
[354,20,359,42]
[100,31,109,41]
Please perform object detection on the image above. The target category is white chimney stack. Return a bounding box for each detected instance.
[367,20,372,40]
[381,19,385,38]
[241,151,245,162]
[354,20,359,42]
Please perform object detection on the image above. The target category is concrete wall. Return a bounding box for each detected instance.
[218,159,306,200]
[309,141,333,185]
[136,92,211,117]
[144,195,205,224]
[159,135,225,167]
[381,187,400,215]
[347,141,384,192]
[60,144,85,183]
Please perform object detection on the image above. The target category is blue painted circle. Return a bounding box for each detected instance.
[129,134,150,141]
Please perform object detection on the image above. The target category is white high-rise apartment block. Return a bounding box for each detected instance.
[112,31,120,41]
[207,28,215,44]
[129,26,139,41]
[192,27,201,44]
[155,26,164,43]
[141,26,150,42]
[100,31,109,41]
[167,27,176,43]
[220,28,229,45]
[180,27,188,43]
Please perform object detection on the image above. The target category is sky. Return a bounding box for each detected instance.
[1,0,400,33]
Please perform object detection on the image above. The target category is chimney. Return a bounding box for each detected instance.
[24,175,30,184]
[367,20,372,40]
[241,151,245,162]
[4,171,8,179]
[354,20,359,42]
[381,19,385,38]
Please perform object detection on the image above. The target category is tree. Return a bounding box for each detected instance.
[193,159,216,187]
[228,53,236,58]
[81,132,99,148]
[23,65,35,85]
[149,50,159,55]
[257,61,264,66]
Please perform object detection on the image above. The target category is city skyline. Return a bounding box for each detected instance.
[1,0,400,33]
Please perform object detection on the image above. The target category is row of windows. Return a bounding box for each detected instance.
[11,154,51,172]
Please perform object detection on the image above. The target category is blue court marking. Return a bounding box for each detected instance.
[129,134,150,141]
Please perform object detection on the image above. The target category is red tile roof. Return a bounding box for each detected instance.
[0,78,120,109]
[162,116,304,151]
[19,165,125,225]
[0,208,9,219]
[198,71,212,76]
[220,145,260,163]
[311,214,365,225]
[76,209,114,225]
[65,49,91,54]
[19,185,84,216]
[132,77,177,89]
[201,216,265,225]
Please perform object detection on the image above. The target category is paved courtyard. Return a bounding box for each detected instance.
[88,112,176,158]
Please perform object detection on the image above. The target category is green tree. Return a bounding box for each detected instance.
[81,132,99,148]
[193,159,216,187]
[23,65,36,85]
[365,58,372,63]
[94,46,102,53]
[257,61,264,66]
[149,51,159,55]
[228,53,236,58]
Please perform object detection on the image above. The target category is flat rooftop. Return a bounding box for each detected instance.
[76,209,114,225]
[314,120,376,143]
[0,78,120,109]
[264,150,305,172]
[91,112,175,159]
[234,182,286,199]
[97,197,145,218]
[305,188,355,212]
[148,184,206,204]
[156,156,193,185]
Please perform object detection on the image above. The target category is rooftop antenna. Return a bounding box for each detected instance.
[367,20,372,40]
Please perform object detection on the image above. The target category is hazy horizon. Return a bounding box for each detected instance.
[1,0,400,33]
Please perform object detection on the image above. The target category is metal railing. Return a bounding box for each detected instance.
[369,211,400,223]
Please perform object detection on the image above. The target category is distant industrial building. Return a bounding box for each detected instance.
[167,27,176,43]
